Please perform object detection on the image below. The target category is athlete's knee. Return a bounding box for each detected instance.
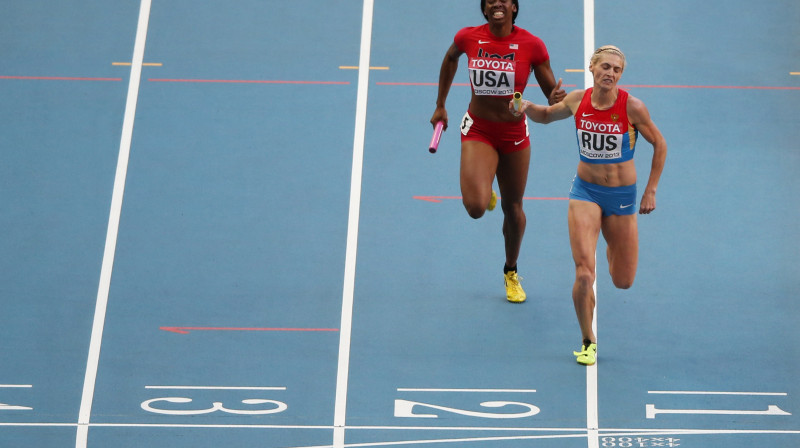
[606,248,637,289]
[575,265,595,287]
[612,275,634,290]
[501,196,521,213]
[463,201,486,219]
[501,200,525,222]
[609,261,636,289]
[610,267,635,289]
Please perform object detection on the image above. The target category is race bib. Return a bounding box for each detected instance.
[468,58,515,96]
[578,129,623,161]
[460,112,474,136]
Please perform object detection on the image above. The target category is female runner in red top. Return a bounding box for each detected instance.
[512,45,667,365]
[430,0,565,303]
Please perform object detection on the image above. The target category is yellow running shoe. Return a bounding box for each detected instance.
[504,271,526,303]
[573,340,597,366]
[487,190,497,211]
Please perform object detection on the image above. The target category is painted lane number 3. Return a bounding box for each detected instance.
[142,397,287,415]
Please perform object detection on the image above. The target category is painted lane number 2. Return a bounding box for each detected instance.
[395,399,540,419]
[394,389,540,419]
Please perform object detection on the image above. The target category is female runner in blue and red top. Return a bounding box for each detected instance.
[512,45,667,366]
[430,0,566,304]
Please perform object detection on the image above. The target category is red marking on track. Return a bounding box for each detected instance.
[376,82,798,90]
[376,82,578,88]
[160,326,339,334]
[413,195,463,203]
[376,82,465,86]
[148,78,349,85]
[0,76,122,81]
[414,195,568,203]
[620,84,800,90]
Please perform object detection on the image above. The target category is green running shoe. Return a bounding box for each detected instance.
[573,341,597,366]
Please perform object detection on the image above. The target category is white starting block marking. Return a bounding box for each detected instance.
[646,403,791,419]
[0,385,33,411]
[0,403,33,411]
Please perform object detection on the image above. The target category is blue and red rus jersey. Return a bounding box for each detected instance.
[454,24,549,98]
[574,88,638,164]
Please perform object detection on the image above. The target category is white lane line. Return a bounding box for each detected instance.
[334,1,375,447]
[583,2,598,448]
[583,0,595,90]
[75,1,152,447]
[145,386,287,391]
[397,388,537,393]
[648,391,788,396]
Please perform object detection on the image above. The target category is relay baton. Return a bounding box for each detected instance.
[429,121,444,153]
[513,92,523,112]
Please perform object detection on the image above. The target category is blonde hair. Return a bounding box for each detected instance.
[590,45,626,70]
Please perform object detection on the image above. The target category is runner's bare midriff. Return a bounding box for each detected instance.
[469,94,524,123]
[577,159,637,187]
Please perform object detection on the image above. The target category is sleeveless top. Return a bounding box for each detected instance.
[574,88,637,164]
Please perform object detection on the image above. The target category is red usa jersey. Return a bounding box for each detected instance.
[454,24,549,97]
